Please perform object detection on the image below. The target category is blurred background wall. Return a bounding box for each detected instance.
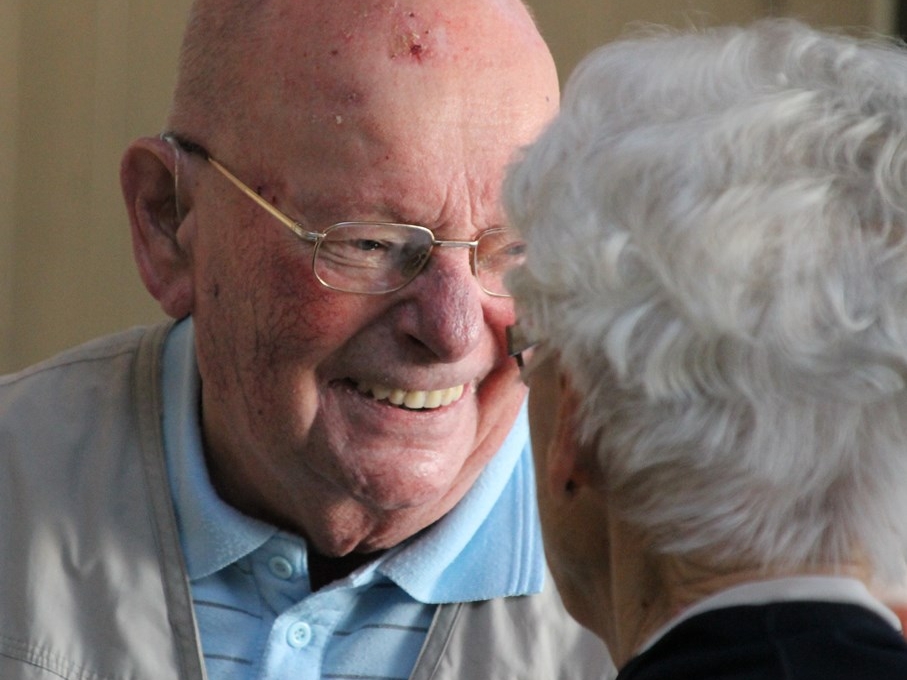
[0,0,899,372]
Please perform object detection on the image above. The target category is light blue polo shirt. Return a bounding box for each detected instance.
[161,319,545,680]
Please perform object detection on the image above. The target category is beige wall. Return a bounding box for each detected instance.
[0,0,897,372]
[535,0,896,82]
[1,1,189,373]
[0,0,20,370]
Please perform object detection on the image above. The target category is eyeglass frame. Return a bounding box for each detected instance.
[161,132,520,297]
[506,322,542,383]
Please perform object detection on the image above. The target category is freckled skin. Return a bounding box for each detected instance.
[163,0,559,558]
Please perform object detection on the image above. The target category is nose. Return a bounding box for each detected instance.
[395,245,485,361]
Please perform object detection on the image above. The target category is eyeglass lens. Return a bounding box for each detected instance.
[313,224,524,295]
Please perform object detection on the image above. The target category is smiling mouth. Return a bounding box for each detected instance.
[353,382,466,410]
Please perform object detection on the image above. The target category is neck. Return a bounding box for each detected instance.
[596,499,874,670]
[660,557,873,615]
[307,549,384,591]
[603,519,672,668]
[610,550,873,667]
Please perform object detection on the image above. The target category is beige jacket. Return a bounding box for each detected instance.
[0,323,611,680]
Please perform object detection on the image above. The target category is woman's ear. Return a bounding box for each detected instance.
[546,373,601,498]
[120,135,194,319]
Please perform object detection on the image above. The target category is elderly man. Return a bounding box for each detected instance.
[0,1,609,679]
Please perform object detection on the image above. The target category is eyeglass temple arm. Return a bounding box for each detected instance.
[161,132,209,160]
[160,132,319,244]
[506,324,537,367]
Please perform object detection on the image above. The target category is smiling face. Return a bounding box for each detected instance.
[165,0,559,554]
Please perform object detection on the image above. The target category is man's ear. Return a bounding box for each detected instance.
[546,374,601,498]
[121,136,194,319]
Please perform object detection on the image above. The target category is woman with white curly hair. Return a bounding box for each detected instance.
[504,18,907,679]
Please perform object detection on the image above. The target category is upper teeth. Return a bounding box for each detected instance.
[355,382,465,409]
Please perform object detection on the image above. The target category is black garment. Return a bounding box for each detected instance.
[618,601,907,680]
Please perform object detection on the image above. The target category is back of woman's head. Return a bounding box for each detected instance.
[506,19,907,584]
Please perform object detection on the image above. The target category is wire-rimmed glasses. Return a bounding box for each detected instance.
[506,322,542,384]
[162,133,526,296]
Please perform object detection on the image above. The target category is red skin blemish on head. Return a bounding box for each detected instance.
[402,30,427,62]
[387,9,433,63]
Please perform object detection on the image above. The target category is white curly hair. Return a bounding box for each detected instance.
[505,19,907,584]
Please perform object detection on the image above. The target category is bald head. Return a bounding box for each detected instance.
[168,0,556,152]
[168,0,268,129]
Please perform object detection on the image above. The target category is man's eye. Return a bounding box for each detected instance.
[353,239,388,252]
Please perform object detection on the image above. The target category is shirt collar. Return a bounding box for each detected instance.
[638,575,903,656]
[379,405,544,603]
[161,318,545,600]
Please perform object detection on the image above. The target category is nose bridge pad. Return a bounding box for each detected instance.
[429,241,479,283]
[467,244,478,277]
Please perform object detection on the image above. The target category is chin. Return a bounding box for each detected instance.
[351,476,455,512]
[328,442,471,508]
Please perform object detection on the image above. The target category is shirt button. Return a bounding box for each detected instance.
[287,621,313,649]
[268,555,294,580]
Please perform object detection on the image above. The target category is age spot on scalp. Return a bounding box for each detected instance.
[388,9,433,63]
[389,30,430,62]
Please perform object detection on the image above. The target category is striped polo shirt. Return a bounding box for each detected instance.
[161,319,545,680]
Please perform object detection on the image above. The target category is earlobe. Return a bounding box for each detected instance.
[121,136,195,319]
[546,375,599,498]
